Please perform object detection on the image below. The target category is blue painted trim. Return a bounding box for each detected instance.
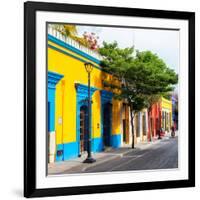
[111,134,121,148]
[101,90,113,103]
[75,83,97,98]
[48,34,101,65]
[48,89,55,131]
[56,142,79,161]
[92,137,103,152]
[48,44,105,73]
[48,71,63,132]
[55,144,64,161]
[48,71,64,89]
[101,90,113,147]
[75,83,98,155]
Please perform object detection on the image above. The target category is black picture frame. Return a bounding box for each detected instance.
[24,1,195,198]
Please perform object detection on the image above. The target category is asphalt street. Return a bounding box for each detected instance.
[58,136,178,174]
[84,137,178,173]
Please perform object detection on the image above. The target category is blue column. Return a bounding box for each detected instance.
[48,71,63,163]
[48,71,64,132]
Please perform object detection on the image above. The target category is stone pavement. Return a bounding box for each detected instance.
[48,132,178,175]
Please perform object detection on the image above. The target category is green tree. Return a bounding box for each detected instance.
[99,42,146,148]
[133,51,178,141]
[99,43,178,148]
[99,41,134,82]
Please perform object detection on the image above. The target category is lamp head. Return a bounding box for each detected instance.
[84,62,93,73]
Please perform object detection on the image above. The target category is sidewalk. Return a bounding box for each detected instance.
[48,134,176,175]
[48,147,131,175]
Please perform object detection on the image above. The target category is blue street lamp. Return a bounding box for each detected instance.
[83,62,96,163]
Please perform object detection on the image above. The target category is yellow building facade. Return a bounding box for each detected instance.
[161,97,173,132]
[47,26,124,163]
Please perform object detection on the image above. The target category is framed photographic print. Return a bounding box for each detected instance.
[24,1,195,198]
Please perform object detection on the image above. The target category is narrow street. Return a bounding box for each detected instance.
[85,137,178,173]
[49,136,178,175]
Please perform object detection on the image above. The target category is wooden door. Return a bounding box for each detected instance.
[80,106,88,153]
[122,103,129,144]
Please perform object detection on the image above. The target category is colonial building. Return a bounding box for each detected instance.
[48,26,128,163]
[47,26,171,163]
[161,97,173,134]
[148,102,162,140]
[148,97,173,141]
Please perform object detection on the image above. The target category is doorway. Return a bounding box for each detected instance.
[122,103,129,144]
[80,105,88,154]
[102,103,112,147]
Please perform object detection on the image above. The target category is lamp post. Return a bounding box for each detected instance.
[83,62,96,163]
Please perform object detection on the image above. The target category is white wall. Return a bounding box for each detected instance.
[0,0,199,199]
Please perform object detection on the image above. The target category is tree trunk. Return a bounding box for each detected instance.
[130,107,135,149]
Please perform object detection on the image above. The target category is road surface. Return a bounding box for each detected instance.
[85,137,178,173]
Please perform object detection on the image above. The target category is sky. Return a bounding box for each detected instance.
[76,25,179,74]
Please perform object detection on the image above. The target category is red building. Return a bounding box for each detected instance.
[147,102,162,141]
[147,97,173,141]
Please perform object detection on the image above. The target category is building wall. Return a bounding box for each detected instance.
[147,102,161,140]
[147,97,173,141]
[134,109,148,144]
[161,97,173,132]
[48,33,122,162]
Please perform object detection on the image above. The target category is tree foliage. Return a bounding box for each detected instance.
[99,42,178,148]
[99,41,134,78]
[100,45,178,108]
